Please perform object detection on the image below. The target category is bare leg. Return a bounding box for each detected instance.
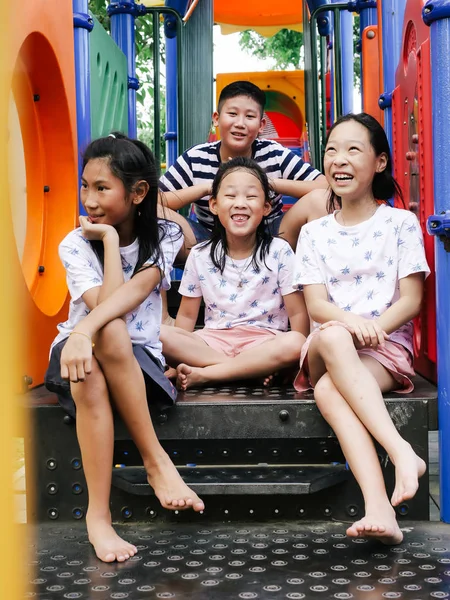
[307,326,426,506]
[70,359,138,563]
[177,331,305,390]
[160,325,229,367]
[94,319,204,512]
[314,373,403,544]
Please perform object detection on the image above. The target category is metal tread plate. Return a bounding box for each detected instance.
[25,520,450,599]
[111,465,349,496]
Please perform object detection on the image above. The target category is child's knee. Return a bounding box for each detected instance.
[318,325,353,353]
[313,374,337,414]
[278,331,305,362]
[71,360,108,409]
[95,319,133,362]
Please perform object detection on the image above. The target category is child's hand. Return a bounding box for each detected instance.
[79,216,118,242]
[342,314,387,348]
[60,331,94,382]
[321,316,388,348]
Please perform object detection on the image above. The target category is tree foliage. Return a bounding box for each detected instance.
[239,19,361,89]
[239,29,304,70]
[88,1,166,159]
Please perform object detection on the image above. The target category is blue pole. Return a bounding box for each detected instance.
[379,0,407,150]
[164,26,178,167]
[109,1,145,138]
[73,0,93,216]
[423,0,450,523]
[340,9,353,114]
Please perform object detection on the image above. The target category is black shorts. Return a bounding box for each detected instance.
[45,339,177,419]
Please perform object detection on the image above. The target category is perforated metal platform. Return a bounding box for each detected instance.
[26,521,450,599]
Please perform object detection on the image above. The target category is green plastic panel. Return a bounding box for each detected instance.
[179,0,213,152]
[89,13,128,140]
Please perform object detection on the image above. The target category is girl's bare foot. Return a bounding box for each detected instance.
[176,364,206,390]
[164,366,177,380]
[86,516,138,563]
[390,444,427,507]
[147,454,205,512]
[346,509,403,545]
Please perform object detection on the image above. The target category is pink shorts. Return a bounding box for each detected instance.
[194,325,282,358]
[294,321,415,393]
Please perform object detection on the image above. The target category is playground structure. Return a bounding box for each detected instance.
[8,0,450,596]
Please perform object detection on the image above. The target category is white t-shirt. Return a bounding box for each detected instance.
[52,221,183,364]
[293,204,430,354]
[179,237,298,332]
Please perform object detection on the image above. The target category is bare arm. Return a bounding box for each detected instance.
[174,295,202,332]
[377,273,424,334]
[283,291,309,337]
[60,266,162,381]
[271,174,328,198]
[79,218,125,310]
[278,188,330,250]
[159,183,211,211]
[303,284,387,347]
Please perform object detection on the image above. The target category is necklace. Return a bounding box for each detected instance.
[338,203,378,226]
[229,254,253,288]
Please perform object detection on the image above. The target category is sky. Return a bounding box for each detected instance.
[213,26,274,76]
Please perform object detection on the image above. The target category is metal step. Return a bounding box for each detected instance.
[111,464,349,496]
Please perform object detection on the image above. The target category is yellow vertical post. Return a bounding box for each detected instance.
[0,0,24,598]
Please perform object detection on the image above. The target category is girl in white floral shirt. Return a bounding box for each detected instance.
[294,113,430,546]
[161,157,308,390]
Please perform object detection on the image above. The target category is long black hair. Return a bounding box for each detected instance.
[82,132,181,277]
[324,113,404,213]
[204,156,273,273]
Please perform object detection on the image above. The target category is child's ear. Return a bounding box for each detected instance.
[209,196,218,215]
[132,180,149,205]
[263,200,272,217]
[258,115,267,137]
[376,153,388,174]
[212,110,220,128]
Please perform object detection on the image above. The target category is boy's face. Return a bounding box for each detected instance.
[213,95,266,159]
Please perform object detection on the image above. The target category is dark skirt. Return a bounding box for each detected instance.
[44,339,177,419]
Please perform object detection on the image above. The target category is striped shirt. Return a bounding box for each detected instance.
[159,139,322,229]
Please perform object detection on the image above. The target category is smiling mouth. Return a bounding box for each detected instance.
[333,174,353,181]
[231,215,249,223]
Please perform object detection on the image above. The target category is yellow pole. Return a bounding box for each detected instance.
[0,0,24,598]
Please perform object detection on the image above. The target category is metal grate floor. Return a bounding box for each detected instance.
[25,520,450,599]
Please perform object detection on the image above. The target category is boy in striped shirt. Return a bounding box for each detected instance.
[159,81,328,260]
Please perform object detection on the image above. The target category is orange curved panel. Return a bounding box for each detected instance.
[214,0,302,28]
[9,0,78,386]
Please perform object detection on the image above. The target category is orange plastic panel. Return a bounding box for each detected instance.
[361,25,383,124]
[9,0,78,386]
[214,0,302,28]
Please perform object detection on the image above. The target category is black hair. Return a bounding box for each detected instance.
[81,132,181,277]
[204,156,273,274]
[324,112,404,213]
[218,81,266,118]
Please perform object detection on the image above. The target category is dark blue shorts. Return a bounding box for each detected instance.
[45,339,177,419]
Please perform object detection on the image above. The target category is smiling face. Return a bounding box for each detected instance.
[81,158,141,239]
[323,119,388,203]
[213,96,266,160]
[209,168,271,245]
